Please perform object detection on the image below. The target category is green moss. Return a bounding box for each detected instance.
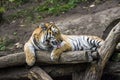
[36,0,87,16]
[0,37,15,51]
[0,7,5,13]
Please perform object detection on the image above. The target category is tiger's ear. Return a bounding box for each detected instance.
[39,23,47,30]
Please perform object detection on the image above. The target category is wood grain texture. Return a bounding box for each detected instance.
[28,66,53,80]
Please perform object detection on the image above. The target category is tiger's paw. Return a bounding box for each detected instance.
[50,53,59,62]
[26,55,36,66]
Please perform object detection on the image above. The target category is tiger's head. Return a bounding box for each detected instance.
[34,22,63,48]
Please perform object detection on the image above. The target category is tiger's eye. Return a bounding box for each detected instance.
[54,32,57,34]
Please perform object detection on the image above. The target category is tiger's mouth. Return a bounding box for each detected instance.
[50,40,62,48]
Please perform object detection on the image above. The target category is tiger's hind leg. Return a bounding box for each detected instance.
[24,42,36,66]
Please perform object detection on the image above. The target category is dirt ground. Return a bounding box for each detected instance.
[0,0,120,55]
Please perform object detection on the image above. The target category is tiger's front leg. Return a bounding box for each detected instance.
[24,42,36,66]
[51,42,72,61]
[51,48,63,61]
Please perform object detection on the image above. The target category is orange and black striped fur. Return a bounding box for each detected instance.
[24,22,104,66]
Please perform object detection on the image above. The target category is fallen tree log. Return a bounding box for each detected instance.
[0,44,119,69]
[0,62,119,80]
[0,50,94,68]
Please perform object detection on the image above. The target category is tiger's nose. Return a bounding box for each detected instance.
[51,41,57,45]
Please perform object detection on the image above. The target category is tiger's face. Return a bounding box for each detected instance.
[39,22,63,48]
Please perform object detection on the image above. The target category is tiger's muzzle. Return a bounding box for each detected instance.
[50,38,62,48]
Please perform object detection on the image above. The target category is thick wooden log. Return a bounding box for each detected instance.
[0,51,93,68]
[0,62,119,80]
[83,22,120,80]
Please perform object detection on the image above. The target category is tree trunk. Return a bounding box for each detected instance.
[84,22,120,80]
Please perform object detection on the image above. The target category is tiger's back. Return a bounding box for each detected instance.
[63,35,104,51]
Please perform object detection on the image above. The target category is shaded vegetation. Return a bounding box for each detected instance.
[1,0,88,22]
[0,37,15,51]
[111,52,120,62]
[35,0,87,16]
[0,0,5,23]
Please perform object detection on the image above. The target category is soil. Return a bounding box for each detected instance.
[0,0,120,55]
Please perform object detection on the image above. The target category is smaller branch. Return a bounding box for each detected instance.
[116,43,120,50]
[28,66,53,80]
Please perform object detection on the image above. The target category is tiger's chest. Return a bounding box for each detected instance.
[32,38,53,51]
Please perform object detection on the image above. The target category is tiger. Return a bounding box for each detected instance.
[24,22,104,66]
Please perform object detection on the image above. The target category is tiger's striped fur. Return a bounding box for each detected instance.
[63,35,103,51]
[24,22,104,66]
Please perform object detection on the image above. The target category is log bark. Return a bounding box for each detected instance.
[0,50,94,68]
[28,66,53,80]
[83,22,120,80]
[0,62,119,80]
